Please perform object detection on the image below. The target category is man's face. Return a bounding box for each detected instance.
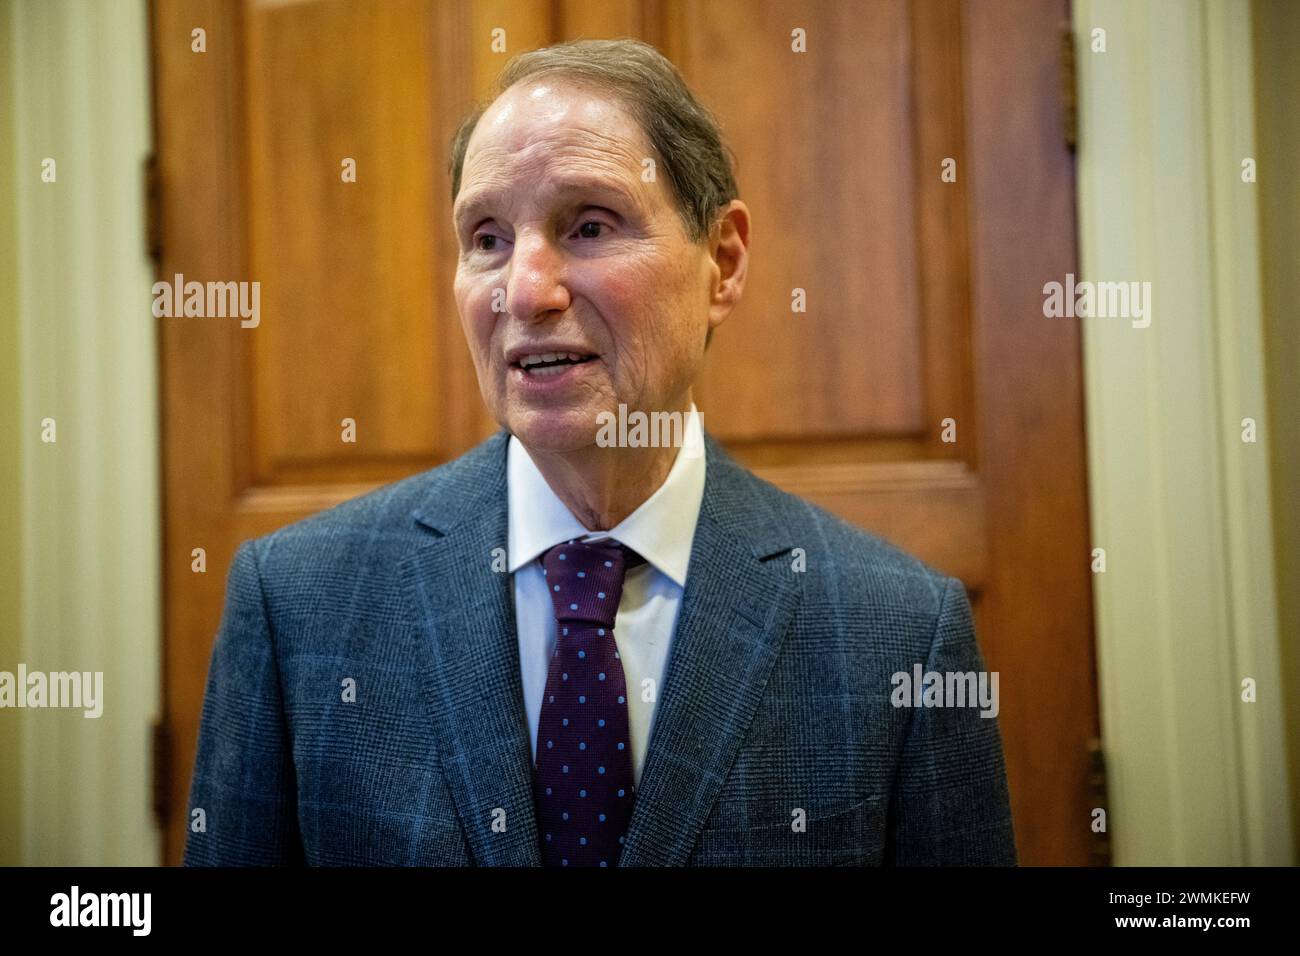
[452,80,722,453]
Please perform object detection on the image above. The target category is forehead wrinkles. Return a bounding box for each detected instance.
[467,137,643,188]
[473,85,650,166]
[457,120,658,224]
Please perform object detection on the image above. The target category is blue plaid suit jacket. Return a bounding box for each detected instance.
[184,429,1016,866]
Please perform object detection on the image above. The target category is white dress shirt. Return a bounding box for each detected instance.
[507,405,706,786]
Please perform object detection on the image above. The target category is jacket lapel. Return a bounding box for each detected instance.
[618,435,800,866]
[397,431,542,866]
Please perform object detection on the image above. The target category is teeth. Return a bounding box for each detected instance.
[528,363,569,377]
[518,351,590,369]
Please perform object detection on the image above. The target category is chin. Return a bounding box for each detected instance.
[506,404,602,454]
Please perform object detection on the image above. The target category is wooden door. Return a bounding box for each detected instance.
[153,0,1097,866]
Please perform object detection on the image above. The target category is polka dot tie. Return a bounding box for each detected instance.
[533,537,645,867]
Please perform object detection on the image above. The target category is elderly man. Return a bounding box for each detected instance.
[185,38,1016,867]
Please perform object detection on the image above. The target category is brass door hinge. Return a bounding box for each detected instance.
[144,153,162,265]
[1060,24,1078,152]
[1087,736,1112,864]
[151,717,171,827]
[1060,24,1081,150]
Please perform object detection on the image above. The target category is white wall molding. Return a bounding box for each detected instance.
[10,0,160,865]
[1074,0,1291,864]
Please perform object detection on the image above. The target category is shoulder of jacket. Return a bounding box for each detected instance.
[706,437,954,613]
[243,429,508,565]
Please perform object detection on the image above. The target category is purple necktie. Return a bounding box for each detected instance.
[533,537,645,867]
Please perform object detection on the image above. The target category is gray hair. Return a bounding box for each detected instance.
[448,38,739,245]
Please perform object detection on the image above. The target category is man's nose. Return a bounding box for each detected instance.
[506,230,571,321]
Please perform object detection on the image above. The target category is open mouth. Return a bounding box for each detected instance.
[512,352,597,378]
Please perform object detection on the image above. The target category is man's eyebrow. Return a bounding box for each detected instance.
[453,176,642,229]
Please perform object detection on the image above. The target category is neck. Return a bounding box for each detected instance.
[526,397,695,531]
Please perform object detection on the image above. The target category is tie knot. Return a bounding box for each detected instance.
[541,538,643,627]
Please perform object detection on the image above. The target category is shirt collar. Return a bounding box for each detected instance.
[507,404,706,587]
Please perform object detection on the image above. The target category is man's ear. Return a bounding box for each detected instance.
[707,200,750,334]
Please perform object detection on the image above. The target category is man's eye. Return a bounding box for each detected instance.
[575,221,605,240]
[474,234,499,251]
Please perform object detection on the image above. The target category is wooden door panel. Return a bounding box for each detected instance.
[688,0,926,438]
[671,0,986,601]
[246,0,443,480]
[154,0,1096,866]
